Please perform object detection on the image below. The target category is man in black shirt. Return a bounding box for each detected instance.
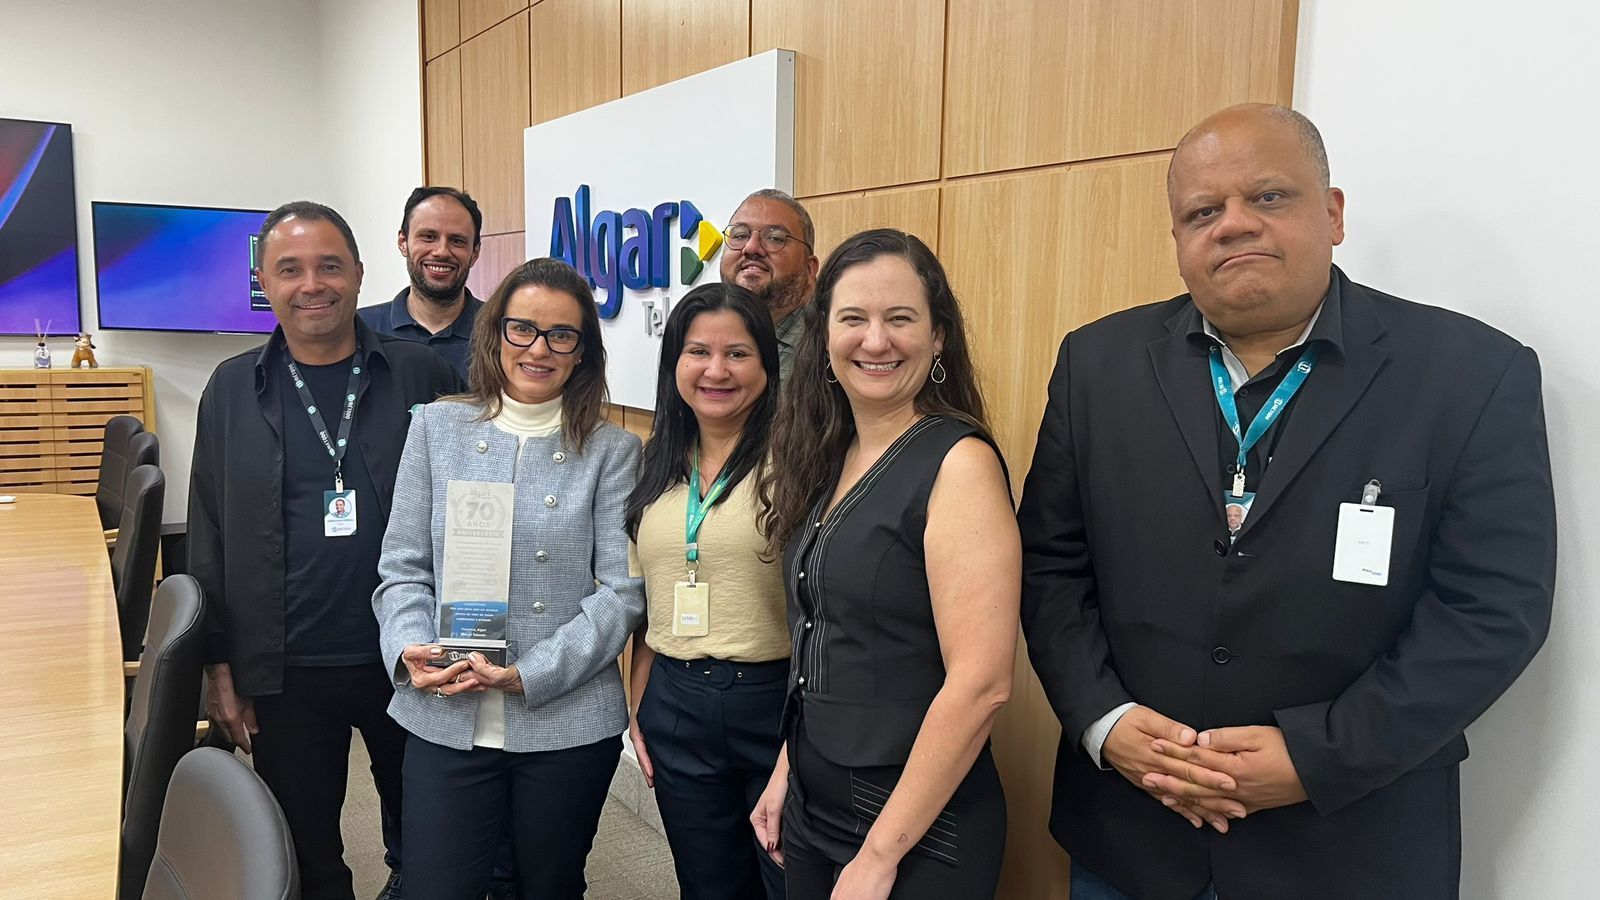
[190,201,462,900]
[358,186,486,381]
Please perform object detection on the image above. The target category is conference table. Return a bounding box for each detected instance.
[0,493,122,896]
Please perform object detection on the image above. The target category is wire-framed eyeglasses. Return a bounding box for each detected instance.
[722,225,812,253]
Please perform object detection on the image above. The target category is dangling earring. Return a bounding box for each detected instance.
[930,353,947,385]
[824,359,839,384]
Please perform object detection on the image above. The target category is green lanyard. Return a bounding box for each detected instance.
[685,449,732,572]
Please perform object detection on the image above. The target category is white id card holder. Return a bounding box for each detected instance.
[323,489,357,537]
[672,581,710,637]
[1332,503,1393,585]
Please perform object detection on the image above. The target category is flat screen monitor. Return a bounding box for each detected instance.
[0,118,81,336]
[92,201,277,334]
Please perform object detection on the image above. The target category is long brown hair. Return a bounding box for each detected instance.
[457,257,608,452]
[758,228,989,553]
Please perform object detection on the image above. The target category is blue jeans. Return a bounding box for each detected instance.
[1071,863,1218,900]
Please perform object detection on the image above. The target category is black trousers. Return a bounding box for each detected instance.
[251,663,407,900]
[402,732,621,899]
[781,719,1006,899]
[640,655,788,900]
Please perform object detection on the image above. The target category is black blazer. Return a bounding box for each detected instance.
[188,318,463,696]
[1018,268,1555,899]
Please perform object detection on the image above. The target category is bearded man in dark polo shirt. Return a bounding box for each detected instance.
[358,186,485,381]
[190,201,462,900]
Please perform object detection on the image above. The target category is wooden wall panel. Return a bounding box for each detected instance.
[753,0,944,197]
[465,232,527,300]
[940,156,1183,481]
[601,405,653,441]
[422,0,460,60]
[944,0,1296,177]
[531,0,622,125]
[424,50,464,187]
[461,12,530,235]
[993,637,1071,898]
[620,0,748,96]
[941,155,1182,898]
[801,186,941,262]
[460,0,526,41]
[416,3,1298,894]
[622,407,654,441]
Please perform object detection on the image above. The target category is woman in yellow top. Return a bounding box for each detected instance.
[625,281,788,900]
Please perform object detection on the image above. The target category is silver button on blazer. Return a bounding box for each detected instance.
[372,399,645,753]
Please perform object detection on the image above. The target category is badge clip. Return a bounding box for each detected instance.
[1361,479,1382,507]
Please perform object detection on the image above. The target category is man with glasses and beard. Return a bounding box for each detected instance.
[360,186,486,381]
[720,189,819,381]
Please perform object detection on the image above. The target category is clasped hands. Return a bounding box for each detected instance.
[400,644,524,696]
[1101,705,1307,833]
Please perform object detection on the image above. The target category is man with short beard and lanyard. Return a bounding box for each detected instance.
[719,189,818,382]
[361,186,515,898]
[359,186,486,382]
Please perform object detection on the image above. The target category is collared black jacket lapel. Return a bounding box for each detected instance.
[1240,281,1390,537]
[1149,306,1225,522]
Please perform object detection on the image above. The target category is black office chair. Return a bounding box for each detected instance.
[105,432,159,545]
[97,415,145,530]
[120,575,206,900]
[142,748,299,900]
[112,464,165,662]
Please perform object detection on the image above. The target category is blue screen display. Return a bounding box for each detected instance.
[0,119,81,336]
[93,202,277,334]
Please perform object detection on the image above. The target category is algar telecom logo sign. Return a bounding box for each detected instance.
[548,184,723,320]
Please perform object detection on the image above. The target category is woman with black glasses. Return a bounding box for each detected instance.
[373,258,644,899]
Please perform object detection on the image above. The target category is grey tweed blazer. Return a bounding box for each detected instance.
[373,399,644,752]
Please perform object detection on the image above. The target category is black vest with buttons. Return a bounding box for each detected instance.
[782,416,996,767]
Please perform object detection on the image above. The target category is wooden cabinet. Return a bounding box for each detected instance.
[0,367,155,495]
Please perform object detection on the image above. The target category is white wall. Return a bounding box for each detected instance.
[316,0,423,302]
[1297,2,1599,895]
[0,0,422,524]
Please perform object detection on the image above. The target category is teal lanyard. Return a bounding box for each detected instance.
[1209,343,1318,497]
[685,449,732,566]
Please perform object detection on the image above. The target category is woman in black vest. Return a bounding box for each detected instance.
[754,229,1021,899]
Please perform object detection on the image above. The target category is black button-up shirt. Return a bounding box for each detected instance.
[1184,272,1346,499]
[357,287,484,381]
[187,318,463,696]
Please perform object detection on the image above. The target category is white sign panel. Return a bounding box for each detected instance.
[524,49,795,410]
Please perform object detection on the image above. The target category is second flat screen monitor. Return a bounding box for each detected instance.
[93,202,277,334]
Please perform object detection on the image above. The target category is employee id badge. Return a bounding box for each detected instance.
[323,489,357,537]
[1332,502,1394,585]
[672,581,710,637]
[1223,490,1256,540]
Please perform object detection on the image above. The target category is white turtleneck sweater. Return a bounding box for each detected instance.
[473,393,563,749]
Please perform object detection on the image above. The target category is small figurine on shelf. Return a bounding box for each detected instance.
[32,319,51,369]
[70,332,98,368]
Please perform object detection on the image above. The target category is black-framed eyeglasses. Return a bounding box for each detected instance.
[501,317,583,354]
[723,224,811,253]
